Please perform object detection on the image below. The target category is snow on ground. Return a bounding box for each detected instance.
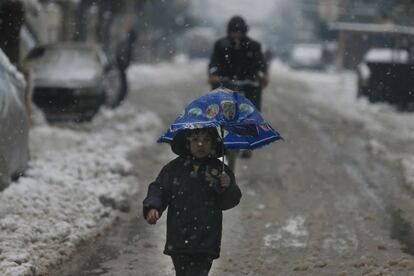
[130,56,414,206]
[264,216,308,248]
[0,57,204,276]
[270,59,414,192]
[1,57,414,275]
[0,103,162,275]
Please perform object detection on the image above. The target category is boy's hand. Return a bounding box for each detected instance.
[219,173,231,188]
[146,209,160,224]
[260,74,269,88]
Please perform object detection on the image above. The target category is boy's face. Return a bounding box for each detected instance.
[189,131,214,159]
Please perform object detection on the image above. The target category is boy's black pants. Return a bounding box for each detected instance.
[171,254,213,276]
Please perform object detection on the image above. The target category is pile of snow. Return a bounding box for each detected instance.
[0,103,162,275]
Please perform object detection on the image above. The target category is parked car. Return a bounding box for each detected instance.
[357,48,414,109]
[0,49,30,191]
[24,43,123,122]
[288,43,325,70]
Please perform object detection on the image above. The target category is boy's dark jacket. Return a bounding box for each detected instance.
[143,156,242,259]
[208,36,267,81]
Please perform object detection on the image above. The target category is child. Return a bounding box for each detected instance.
[143,127,242,276]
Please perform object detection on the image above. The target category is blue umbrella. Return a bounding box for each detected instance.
[158,88,282,153]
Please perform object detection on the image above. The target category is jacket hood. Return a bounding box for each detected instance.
[170,128,224,158]
[227,16,248,33]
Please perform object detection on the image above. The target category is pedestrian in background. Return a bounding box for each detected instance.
[115,15,137,103]
[208,15,269,159]
[208,15,269,111]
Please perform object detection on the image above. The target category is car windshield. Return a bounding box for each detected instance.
[31,47,102,81]
[292,44,323,60]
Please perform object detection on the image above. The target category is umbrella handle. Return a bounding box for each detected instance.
[221,126,225,174]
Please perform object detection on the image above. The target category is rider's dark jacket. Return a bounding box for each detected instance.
[208,36,267,81]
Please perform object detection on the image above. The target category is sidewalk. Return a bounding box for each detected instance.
[0,104,162,275]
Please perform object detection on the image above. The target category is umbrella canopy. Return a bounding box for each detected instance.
[158,88,282,153]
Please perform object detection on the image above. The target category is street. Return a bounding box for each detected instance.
[50,61,414,276]
[2,1,414,276]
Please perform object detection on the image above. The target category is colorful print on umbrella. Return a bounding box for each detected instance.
[158,88,282,151]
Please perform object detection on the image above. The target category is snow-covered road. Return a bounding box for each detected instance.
[2,58,414,276]
[56,59,414,276]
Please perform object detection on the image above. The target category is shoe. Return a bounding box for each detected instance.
[240,150,252,159]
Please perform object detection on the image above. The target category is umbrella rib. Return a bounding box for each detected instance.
[162,135,279,145]
[250,135,280,146]
[172,121,218,126]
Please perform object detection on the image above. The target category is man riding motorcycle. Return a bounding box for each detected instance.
[208,16,269,163]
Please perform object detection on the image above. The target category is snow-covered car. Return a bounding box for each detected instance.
[0,49,30,190]
[24,43,123,122]
[357,48,414,109]
[288,43,325,70]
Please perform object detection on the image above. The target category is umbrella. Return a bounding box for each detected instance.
[158,88,282,157]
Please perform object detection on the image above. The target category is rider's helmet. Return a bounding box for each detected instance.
[227,16,248,34]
